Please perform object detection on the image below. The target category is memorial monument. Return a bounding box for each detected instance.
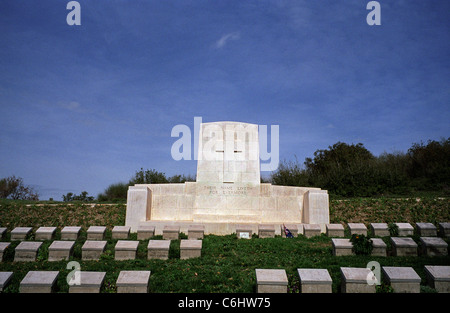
[125,121,329,235]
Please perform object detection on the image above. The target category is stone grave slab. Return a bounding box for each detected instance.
[35,227,56,241]
[347,223,367,236]
[188,225,205,240]
[60,226,81,240]
[370,223,389,237]
[395,223,414,236]
[87,226,107,240]
[236,225,252,239]
[255,269,288,293]
[326,224,344,237]
[69,271,106,293]
[0,272,13,292]
[297,268,332,293]
[382,266,421,293]
[116,270,151,293]
[48,240,75,261]
[147,240,171,260]
[20,271,59,293]
[162,225,180,240]
[391,237,417,256]
[371,238,387,256]
[11,227,32,241]
[424,265,450,293]
[0,242,11,262]
[14,241,42,262]
[438,223,450,238]
[115,240,139,260]
[416,223,437,237]
[0,227,6,239]
[82,240,107,260]
[258,224,275,238]
[332,238,353,256]
[340,267,376,293]
[112,226,131,240]
[180,239,202,259]
[303,224,321,238]
[137,225,155,240]
[419,237,448,256]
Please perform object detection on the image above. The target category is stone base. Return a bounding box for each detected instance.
[11,227,32,241]
[147,240,170,260]
[0,272,13,292]
[236,225,252,239]
[303,224,321,238]
[14,241,42,262]
[61,226,81,240]
[258,224,275,238]
[112,226,131,240]
[438,223,450,238]
[163,226,180,240]
[332,239,353,256]
[347,223,367,236]
[420,237,448,256]
[20,271,59,293]
[180,240,202,259]
[340,267,376,293]
[371,238,387,257]
[116,271,151,293]
[382,267,421,293]
[370,223,390,237]
[115,241,139,260]
[82,241,107,260]
[298,269,332,293]
[35,227,56,241]
[416,223,437,237]
[391,237,417,256]
[395,223,414,236]
[68,271,106,293]
[137,226,155,240]
[0,242,11,262]
[87,226,106,240]
[188,225,205,240]
[424,266,450,293]
[255,269,288,293]
[326,224,345,237]
[48,241,75,261]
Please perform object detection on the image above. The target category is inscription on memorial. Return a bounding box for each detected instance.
[203,185,256,196]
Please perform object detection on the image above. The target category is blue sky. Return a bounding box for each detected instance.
[0,1,449,200]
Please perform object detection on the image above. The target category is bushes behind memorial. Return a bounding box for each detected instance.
[270,138,449,197]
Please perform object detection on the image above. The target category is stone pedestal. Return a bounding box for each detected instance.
[87,226,106,240]
[20,271,59,293]
[391,237,417,256]
[147,240,171,260]
[347,223,367,236]
[332,238,353,256]
[14,241,42,262]
[297,269,332,293]
[370,223,389,237]
[326,224,344,237]
[340,267,376,293]
[61,226,81,240]
[112,226,131,239]
[115,240,139,260]
[303,224,321,238]
[35,227,56,241]
[69,271,106,293]
[420,237,448,256]
[11,227,32,241]
[0,228,6,239]
[258,224,275,238]
[82,240,107,260]
[188,225,205,240]
[439,223,450,238]
[48,241,75,261]
[382,267,421,293]
[137,225,155,240]
[0,242,10,262]
[0,272,13,292]
[163,226,180,240]
[236,225,252,239]
[180,239,202,259]
[416,223,437,236]
[424,265,450,293]
[371,238,387,257]
[255,269,288,293]
[395,223,414,236]
[116,270,151,293]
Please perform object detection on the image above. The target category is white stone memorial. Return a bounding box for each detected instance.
[126,121,330,235]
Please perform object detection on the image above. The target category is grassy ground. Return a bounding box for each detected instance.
[0,198,449,293]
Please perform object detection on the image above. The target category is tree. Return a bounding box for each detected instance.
[62,191,94,202]
[0,176,39,200]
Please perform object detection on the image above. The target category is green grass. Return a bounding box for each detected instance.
[0,198,449,293]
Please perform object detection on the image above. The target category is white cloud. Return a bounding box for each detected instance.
[214,31,240,49]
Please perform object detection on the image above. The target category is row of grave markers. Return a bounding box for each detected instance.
[1,265,449,293]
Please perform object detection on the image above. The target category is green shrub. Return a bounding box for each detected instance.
[350,234,373,255]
